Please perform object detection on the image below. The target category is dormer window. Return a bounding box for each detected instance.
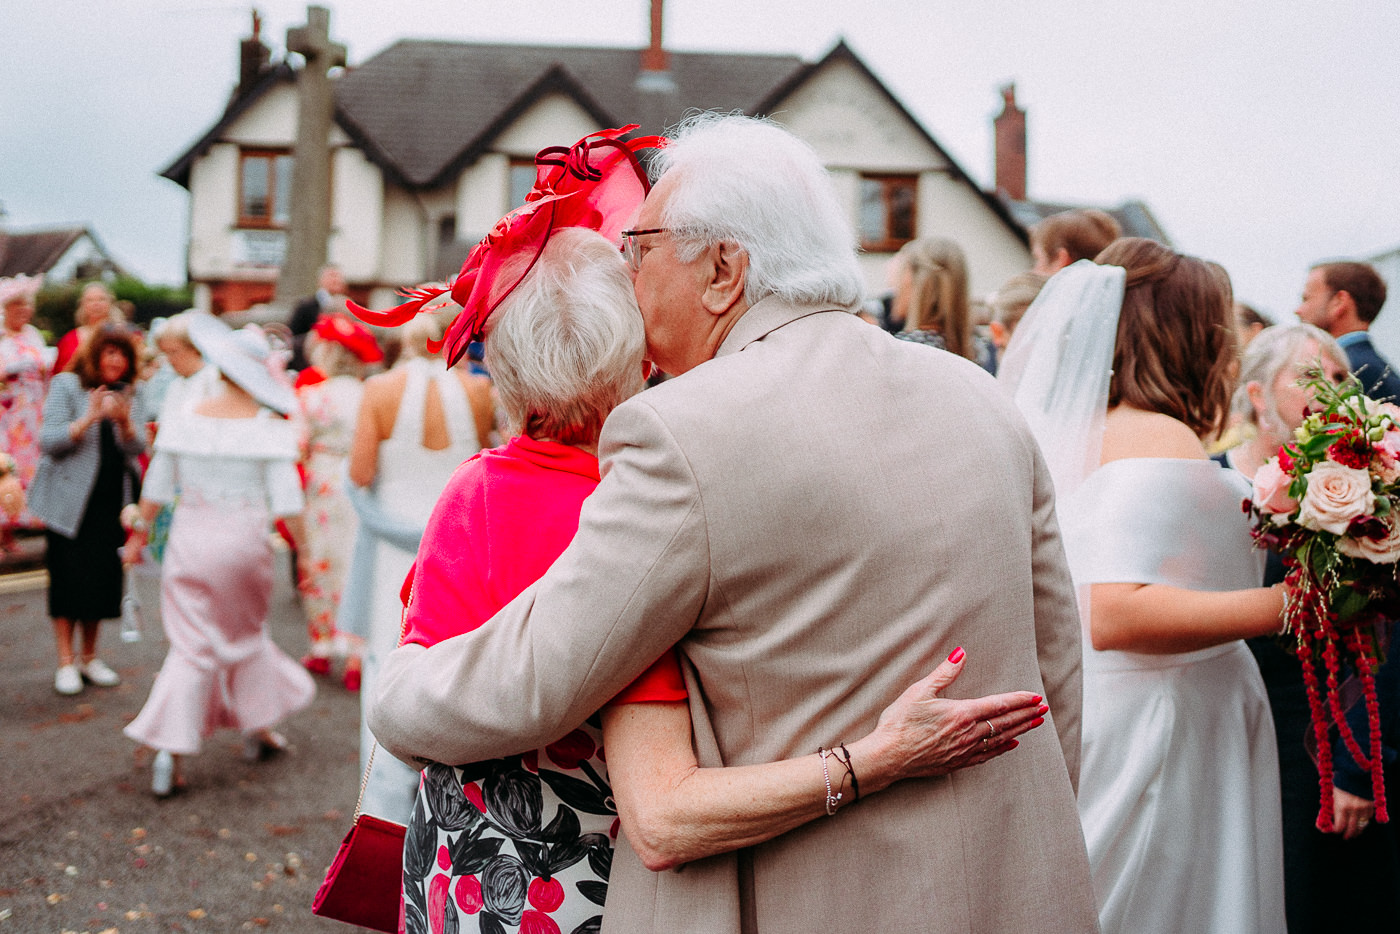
[238,148,294,228]
[859,173,917,252]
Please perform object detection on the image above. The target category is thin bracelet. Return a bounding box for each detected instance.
[834,742,860,802]
[817,747,842,816]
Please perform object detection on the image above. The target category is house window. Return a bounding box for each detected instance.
[859,174,918,251]
[238,149,294,228]
[509,158,537,210]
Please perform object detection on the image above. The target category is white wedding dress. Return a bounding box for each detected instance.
[1060,457,1285,934]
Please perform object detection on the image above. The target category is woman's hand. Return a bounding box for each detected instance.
[1327,787,1376,840]
[120,532,145,567]
[850,649,1048,792]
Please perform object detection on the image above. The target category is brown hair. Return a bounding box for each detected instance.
[1314,261,1388,323]
[69,323,140,389]
[1097,238,1237,438]
[1032,209,1122,265]
[897,237,974,360]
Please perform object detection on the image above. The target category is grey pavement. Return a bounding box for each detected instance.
[0,541,369,933]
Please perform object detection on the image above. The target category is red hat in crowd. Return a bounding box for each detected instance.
[312,313,384,364]
[349,125,664,366]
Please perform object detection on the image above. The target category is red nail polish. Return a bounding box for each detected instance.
[947,646,965,664]
[1037,704,1049,715]
[1030,717,1044,728]
[1031,695,1043,704]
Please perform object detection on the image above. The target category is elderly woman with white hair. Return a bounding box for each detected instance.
[1218,322,1400,931]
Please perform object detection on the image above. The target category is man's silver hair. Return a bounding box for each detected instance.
[486,228,646,444]
[653,113,865,311]
[1231,321,1347,429]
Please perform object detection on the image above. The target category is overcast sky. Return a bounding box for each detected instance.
[2,0,1397,324]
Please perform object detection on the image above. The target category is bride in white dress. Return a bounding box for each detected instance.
[999,240,1288,934]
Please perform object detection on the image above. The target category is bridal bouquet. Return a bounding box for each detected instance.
[1247,371,1399,830]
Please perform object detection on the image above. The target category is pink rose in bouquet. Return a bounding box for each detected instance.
[1296,460,1376,535]
[1251,459,1297,520]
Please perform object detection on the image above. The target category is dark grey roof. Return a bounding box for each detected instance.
[1001,196,1172,246]
[333,40,807,188]
[0,227,122,279]
[160,38,1027,245]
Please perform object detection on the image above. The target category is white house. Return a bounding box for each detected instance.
[161,12,1032,315]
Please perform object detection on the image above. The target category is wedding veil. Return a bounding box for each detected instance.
[996,259,1126,505]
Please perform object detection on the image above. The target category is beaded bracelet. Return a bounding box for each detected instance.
[817,747,842,816]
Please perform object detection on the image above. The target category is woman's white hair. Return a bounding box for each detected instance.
[1231,321,1348,427]
[653,113,865,311]
[151,310,196,348]
[485,227,645,444]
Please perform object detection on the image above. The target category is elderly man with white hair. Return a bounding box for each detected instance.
[372,114,1097,933]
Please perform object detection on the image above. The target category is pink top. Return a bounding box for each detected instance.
[403,434,685,704]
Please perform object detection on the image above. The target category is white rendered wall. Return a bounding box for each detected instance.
[773,57,1029,299]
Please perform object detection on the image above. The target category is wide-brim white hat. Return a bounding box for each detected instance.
[186,313,297,415]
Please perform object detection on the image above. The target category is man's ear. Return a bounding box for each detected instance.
[1331,289,1357,325]
[701,242,749,316]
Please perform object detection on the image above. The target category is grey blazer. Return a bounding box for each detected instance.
[28,372,147,538]
[371,299,1098,933]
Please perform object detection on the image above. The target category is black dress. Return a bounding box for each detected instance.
[45,421,128,620]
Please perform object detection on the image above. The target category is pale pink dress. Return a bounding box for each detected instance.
[124,409,314,755]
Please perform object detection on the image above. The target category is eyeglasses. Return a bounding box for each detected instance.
[620,228,673,273]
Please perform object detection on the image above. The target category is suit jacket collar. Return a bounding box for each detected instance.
[715,296,843,359]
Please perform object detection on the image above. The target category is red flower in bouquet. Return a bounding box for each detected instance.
[1247,370,1399,831]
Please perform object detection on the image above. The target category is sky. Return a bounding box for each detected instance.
[2,0,1398,326]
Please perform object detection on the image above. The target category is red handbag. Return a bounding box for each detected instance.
[311,811,405,932]
[313,610,410,932]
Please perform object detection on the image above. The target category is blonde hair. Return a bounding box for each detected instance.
[897,237,974,360]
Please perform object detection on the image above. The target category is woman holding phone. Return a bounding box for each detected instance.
[29,324,147,696]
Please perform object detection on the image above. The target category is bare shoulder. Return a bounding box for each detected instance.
[1100,406,1207,464]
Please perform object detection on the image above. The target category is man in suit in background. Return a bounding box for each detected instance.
[288,264,347,371]
[372,114,1096,933]
[1295,260,1398,400]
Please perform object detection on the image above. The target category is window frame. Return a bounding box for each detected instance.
[237,148,294,229]
[858,173,919,253]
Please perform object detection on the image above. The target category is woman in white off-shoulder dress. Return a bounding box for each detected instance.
[123,317,314,796]
[999,241,1287,934]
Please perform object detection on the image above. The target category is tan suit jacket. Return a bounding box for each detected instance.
[372,298,1099,933]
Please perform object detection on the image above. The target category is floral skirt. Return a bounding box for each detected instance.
[403,721,616,934]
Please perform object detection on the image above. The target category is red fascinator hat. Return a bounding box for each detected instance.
[350,125,664,365]
[312,313,384,364]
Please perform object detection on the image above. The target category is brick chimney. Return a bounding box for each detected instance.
[641,0,669,73]
[238,10,271,95]
[635,0,676,136]
[994,83,1027,202]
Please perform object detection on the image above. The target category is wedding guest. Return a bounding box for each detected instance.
[1029,208,1121,276]
[986,270,1047,353]
[297,314,382,688]
[289,265,348,371]
[1294,260,1399,402]
[29,324,146,696]
[892,236,994,371]
[0,275,51,542]
[54,281,115,373]
[1001,241,1286,933]
[122,315,314,797]
[344,310,492,822]
[372,115,1095,933]
[1221,322,1400,932]
[1236,301,1269,347]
